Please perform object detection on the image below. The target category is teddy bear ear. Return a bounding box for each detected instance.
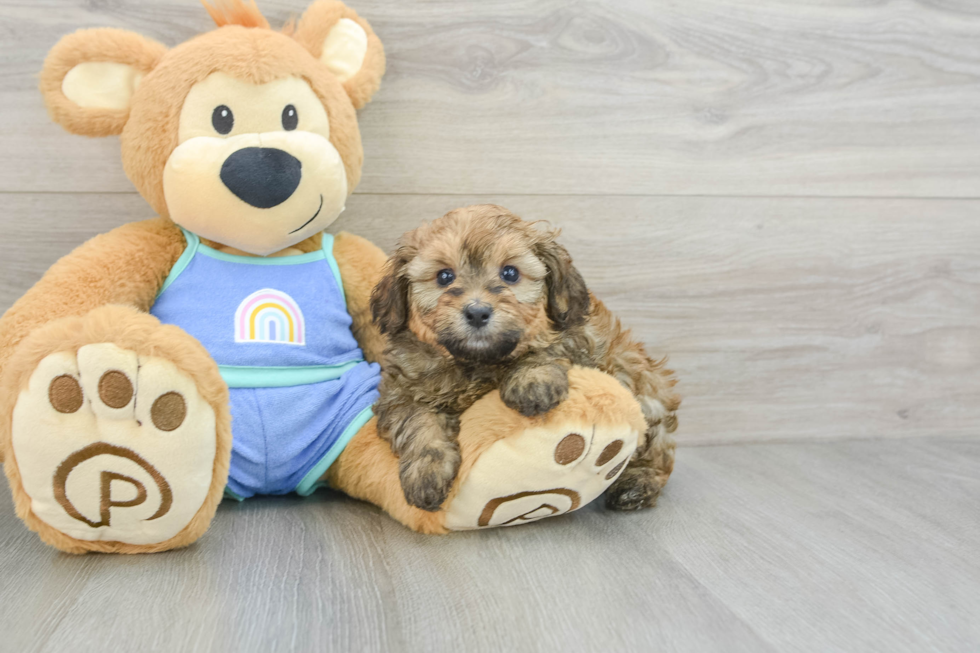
[40,28,167,137]
[291,1,386,109]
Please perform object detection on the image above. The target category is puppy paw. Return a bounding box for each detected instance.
[399,444,462,512]
[501,364,569,417]
[604,467,662,511]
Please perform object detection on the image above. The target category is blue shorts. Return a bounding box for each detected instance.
[224,361,380,499]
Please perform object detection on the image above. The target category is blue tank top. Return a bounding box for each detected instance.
[151,229,366,388]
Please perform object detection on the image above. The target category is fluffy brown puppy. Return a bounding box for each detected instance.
[370,205,681,512]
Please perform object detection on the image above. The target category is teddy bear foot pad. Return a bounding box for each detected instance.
[11,344,218,547]
[446,422,638,530]
[443,368,643,530]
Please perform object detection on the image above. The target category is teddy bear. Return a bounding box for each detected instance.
[0,0,675,554]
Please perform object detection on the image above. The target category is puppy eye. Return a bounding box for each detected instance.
[500,265,520,284]
[436,269,456,287]
[282,104,298,131]
[212,105,234,135]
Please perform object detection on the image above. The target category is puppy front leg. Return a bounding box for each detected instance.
[500,355,570,417]
[378,400,461,511]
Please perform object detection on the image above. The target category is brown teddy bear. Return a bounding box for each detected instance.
[0,0,673,554]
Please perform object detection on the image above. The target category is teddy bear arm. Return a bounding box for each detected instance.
[331,231,388,363]
[0,217,185,386]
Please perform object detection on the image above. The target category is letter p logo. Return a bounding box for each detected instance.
[53,443,172,528]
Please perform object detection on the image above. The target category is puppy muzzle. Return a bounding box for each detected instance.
[439,329,522,363]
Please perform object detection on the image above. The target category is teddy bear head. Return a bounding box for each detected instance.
[40,0,385,256]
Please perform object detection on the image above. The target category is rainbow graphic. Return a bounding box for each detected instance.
[234,289,306,345]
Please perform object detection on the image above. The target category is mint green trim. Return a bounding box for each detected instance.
[157,228,200,297]
[295,405,374,496]
[198,243,326,265]
[321,233,346,301]
[218,360,362,388]
[223,487,245,502]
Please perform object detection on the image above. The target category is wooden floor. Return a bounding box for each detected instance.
[1,1,978,651]
[2,438,978,652]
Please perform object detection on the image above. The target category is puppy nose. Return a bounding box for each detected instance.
[463,302,493,329]
[220,147,302,209]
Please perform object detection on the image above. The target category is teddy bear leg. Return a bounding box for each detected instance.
[325,366,647,533]
[0,305,231,553]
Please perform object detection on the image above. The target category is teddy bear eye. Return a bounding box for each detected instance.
[500,265,520,283]
[436,269,456,287]
[282,105,298,131]
[211,105,234,135]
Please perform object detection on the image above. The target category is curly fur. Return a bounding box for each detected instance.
[370,205,681,512]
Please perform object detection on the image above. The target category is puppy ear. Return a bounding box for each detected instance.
[40,28,167,137]
[536,237,591,330]
[371,249,412,335]
[291,0,386,109]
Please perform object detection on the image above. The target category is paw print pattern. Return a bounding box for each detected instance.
[11,344,218,545]
[48,371,187,432]
[554,431,629,481]
[445,419,638,531]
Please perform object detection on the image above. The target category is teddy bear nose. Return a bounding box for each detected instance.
[220,147,302,209]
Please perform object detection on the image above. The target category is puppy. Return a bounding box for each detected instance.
[370,205,680,512]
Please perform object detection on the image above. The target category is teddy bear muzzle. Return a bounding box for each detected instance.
[219,146,302,209]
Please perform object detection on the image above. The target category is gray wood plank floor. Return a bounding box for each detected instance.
[1,438,977,653]
[1,1,978,651]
